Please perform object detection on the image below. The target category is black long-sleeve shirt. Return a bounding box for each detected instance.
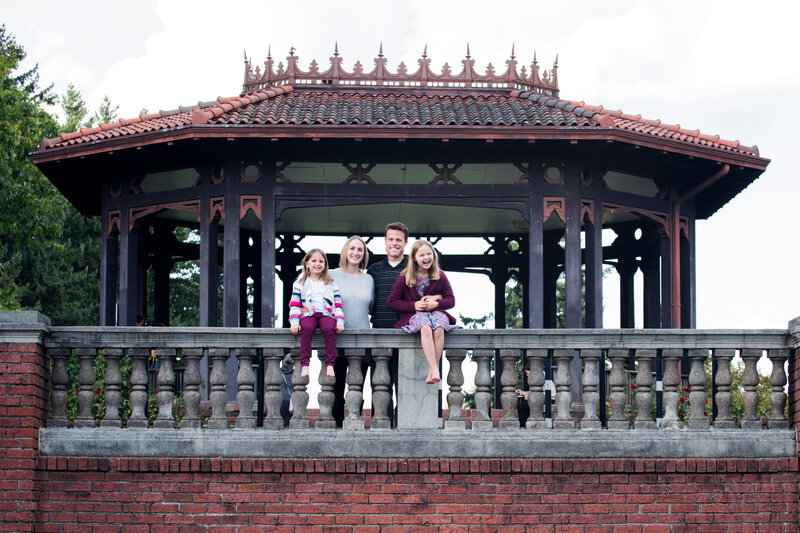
[367,257,407,328]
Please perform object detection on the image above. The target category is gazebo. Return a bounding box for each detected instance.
[32,46,769,333]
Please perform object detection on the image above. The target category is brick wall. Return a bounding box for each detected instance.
[0,341,49,532]
[790,349,800,450]
[34,456,799,531]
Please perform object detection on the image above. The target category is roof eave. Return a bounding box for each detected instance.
[31,124,769,171]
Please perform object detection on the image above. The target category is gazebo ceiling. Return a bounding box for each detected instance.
[32,47,769,223]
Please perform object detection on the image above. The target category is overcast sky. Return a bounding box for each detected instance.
[4,0,799,329]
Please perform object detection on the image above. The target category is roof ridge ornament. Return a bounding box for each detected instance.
[242,45,559,95]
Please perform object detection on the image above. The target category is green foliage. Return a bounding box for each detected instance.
[0,25,100,324]
[86,95,119,127]
[119,352,133,425]
[59,83,89,132]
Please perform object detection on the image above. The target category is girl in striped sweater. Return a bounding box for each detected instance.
[289,249,344,377]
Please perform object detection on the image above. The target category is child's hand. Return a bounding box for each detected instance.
[290,324,300,335]
[335,323,344,333]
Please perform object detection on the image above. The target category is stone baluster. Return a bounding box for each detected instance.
[444,348,466,430]
[660,349,682,429]
[126,348,150,428]
[73,348,97,428]
[289,349,310,429]
[262,349,285,430]
[552,349,574,429]
[316,350,338,430]
[740,348,761,429]
[633,349,656,430]
[606,349,629,429]
[47,348,70,427]
[713,349,735,429]
[580,349,602,430]
[687,349,709,429]
[471,349,494,431]
[153,348,176,428]
[498,349,521,430]
[100,348,123,427]
[525,349,547,430]
[342,349,366,430]
[207,348,230,429]
[181,348,203,429]
[371,348,392,430]
[767,349,789,429]
[235,348,256,429]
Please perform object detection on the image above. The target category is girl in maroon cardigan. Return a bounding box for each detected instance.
[387,240,458,384]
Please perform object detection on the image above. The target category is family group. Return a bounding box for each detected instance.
[287,222,459,425]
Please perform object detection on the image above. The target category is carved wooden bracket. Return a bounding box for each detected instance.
[514,163,530,184]
[343,163,376,184]
[276,161,291,183]
[240,196,261,220]
[429,163,462,185]
[107,210,121,236]
[543,197,566,223]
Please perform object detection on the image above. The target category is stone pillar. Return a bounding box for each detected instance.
[342,349,365,430]
[471,349,494,431]
[687,349,709,429]
[767,349,789,429]
[607,349,628,429]
[100,348,123,428]
[633,349,656,430]
[444,349,466,430]
[207,348,230,430]
[498,349,521,430]
[316,352,336,430]
[153,348,176,428]
[397,347,439,429]
[580,349,602,430]
[371,349,392,430]
[262,349,284,430]
[235,348,256,429]
[660,349,683,429]
[713,349,735,429]
[552,349,574,429]
[126,348,150,428]
[47,347,70,428]
[740,349,761,429]
[73,348,97,428]
[181,348,203,429]
[525,349,547,430]
[289,352,310,429]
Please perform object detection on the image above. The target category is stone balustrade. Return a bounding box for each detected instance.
[38,326,797,432]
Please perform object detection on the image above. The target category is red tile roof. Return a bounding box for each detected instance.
[39,85,759,158]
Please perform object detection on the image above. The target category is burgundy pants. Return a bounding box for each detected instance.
[299,312,337,367]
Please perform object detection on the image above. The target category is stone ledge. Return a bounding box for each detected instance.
[39,427,797,459]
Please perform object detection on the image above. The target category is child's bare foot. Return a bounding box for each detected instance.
[300,366,309,378]
[426,369,441,384]
[326,365,335,377]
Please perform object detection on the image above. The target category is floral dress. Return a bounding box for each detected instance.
[401,276,460,334]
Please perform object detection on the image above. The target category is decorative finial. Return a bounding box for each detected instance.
[334,41,339,56]
[554,53,559,68]
[267,45,271,60]
[423,44,428,58]
[289,46,295,56]
[510,43,515,61]
[466,43,471,59]
[533,49,537,63]
[379,42,384,58]
[243,49,247,62]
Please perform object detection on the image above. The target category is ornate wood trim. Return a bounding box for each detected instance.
[429,163,462,185]
[581,199,594,225]
[276,161,291,183]
[543,197,566,223]
[602,202,669,235]
[243,45,558,95]
[240,195,261,221]
[210,197,225,222]
[343,163,376,184]
[107,210,121,236]
[129,201,201,230]
[514,163,530,184]
[240,162,262,183]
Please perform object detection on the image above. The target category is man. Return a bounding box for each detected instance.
[367,222,409,426]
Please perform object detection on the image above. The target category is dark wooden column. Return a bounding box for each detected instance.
[527,162,544,328]
[584,192,603,328]
[659,227,672,328]
[118,177,140,326]
[223,160,241,327]
[199,172,219,327]
[99,206,118,326]
[684,208,697,328]
[152,224,171,326]
[542,232,561,329]
[643,225,662,328]
[617,228,636,329]
[260,161,277,327]
[564,164,581,328]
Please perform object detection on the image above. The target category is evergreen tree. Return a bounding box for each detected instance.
[59,83,89,132]
[86,95,119,127]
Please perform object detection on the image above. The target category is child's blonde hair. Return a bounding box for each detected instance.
[403,240,440,287]
[299,248,331,284]
[338,235,369,270]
